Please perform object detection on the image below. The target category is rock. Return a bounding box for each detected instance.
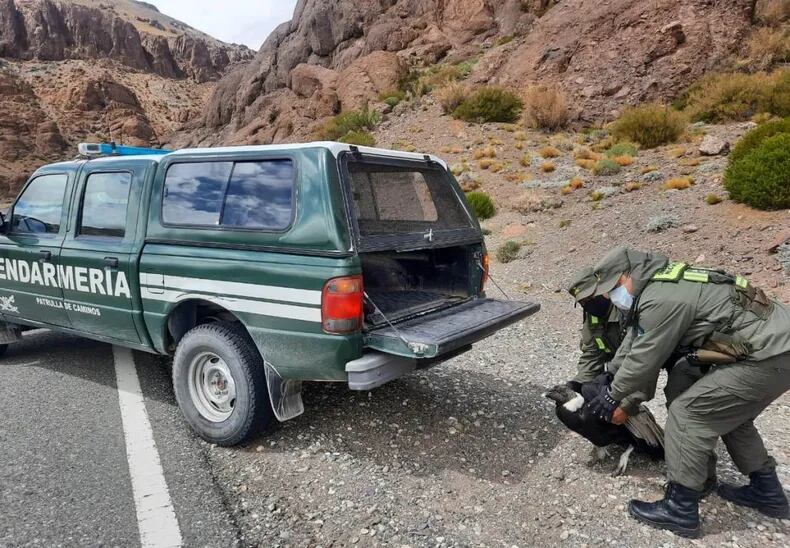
[646,215,681,233]
[699,135,730,156]
[337,51,407,111]
[766,229,790,253]
[642,171,664,183]
[682,224,699,234]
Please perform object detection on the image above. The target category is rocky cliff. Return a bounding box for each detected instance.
[174,0,758,148]
[0,0,252,196]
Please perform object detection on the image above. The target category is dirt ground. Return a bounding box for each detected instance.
[197,102,790,547]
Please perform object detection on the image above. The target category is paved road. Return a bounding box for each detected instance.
[0,330,239,547]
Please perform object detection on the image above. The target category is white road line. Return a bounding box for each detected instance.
[113,346,183,548]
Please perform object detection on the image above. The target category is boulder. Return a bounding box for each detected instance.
[699,135,730,156]
[337,51,406,111]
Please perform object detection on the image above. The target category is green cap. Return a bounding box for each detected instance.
[568,266,597,300]
[571,246,632,302]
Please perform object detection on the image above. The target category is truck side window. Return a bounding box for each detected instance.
[221,160,294,230]
[11,174,69,235]
[79,172,133,238]
[162,160,294,230]
[162,162,233,226]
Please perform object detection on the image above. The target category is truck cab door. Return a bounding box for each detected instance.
[0,172,72,327]
[58,163,148,345]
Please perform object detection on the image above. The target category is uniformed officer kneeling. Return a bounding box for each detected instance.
[571,246,790,538]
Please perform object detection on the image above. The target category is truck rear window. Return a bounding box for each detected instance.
[162,160,295,230]
[347,161,473,237]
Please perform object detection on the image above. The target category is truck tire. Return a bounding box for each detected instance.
[172,322,274,446]
[0,344,7,358]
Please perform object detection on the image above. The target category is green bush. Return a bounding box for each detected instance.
[611,104,687,148]
[379,90,406,108]
[496,240,521,263]
[605,141,639,157]
[724,133,790,210]
[681,71,790,123]
[453,87,523,123]
[338,130,376,146]
[593,158,622,176]
[465,191,496,220]
[730,116,790,163]
[319,107,382,141]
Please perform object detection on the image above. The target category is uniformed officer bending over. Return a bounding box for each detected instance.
[572,246,790,538]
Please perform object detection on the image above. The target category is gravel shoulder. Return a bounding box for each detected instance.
[196,108,790,547]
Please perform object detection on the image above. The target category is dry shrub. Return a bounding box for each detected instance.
[478,158,495,169]
[560,186,573,195]
[450,146,464,154]
[437,82,472,115]
[574,147,600,160]
[520,153,532,167]
[515,142,525,150]
[523,84,570,130]
[540,146,561,158]
[569,176,584,189]
[576,158,596,170]
[705,194,723,205]
[549,134,574,151]
[541,162,556,172]
[490,162,505,173]
[640,165,658,174]
[678,157,701,167]
[611,104,687,148]
[625,182,643,192]
[667,147,687,158]
[514,131,528,141]
[593,158,621,176]
[681,71,790,122]
[756,0,790,26]
[613,155,634,166]
[473,146,497,159]
[746,26,790,69]
[662,177,693,190]
[489,138,504,145]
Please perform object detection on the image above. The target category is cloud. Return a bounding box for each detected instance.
[149,1,298,50]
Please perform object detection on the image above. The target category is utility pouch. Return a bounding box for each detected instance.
[698,331,750,362]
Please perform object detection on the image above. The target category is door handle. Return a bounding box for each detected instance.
[104,256,119,268]
[39,250,52,262]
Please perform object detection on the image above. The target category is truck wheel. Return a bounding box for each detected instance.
[0,344,7,358]
[172,322,274,446]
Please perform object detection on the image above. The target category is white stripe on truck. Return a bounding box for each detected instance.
[140,286,322,323]
[139,273,321,305]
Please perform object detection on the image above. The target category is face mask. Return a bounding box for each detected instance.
[609,284,634,311]
[582,295,611,318]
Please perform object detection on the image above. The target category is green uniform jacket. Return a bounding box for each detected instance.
[575,306,623,384]
[608,257,790,403]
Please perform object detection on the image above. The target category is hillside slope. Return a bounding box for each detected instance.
[172,0,757,147]
[0,0,252,196]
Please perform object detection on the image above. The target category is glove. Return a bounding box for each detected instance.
[588,383,620,423]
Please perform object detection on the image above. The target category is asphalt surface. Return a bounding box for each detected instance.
[0,330,239,547]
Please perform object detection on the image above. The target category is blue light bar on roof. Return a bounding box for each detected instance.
[78,143,172,157]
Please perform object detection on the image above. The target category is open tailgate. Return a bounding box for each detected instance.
[364,298,540,359]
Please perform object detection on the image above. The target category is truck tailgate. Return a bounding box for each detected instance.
[364,298,540,359]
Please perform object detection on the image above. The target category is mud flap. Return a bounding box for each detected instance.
[0,324,22,345]
[264,362,304,422]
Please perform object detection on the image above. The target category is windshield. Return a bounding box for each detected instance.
[347,159,474,238]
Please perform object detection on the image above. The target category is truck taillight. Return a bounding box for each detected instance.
[322,276,364,334]
[480,253,490,292]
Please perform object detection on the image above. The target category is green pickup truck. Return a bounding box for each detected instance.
[0,142,539,445]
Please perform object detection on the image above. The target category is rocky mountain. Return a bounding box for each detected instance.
[173,0,759,148]
[0,0,252,196]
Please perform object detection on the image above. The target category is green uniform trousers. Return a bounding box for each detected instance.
[665,353,790,491]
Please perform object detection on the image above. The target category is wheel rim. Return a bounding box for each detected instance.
[187,352,237,423]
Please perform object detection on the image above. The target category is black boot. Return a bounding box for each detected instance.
[718,467,790,519]
[628,482,701,538]
[700,476,718,499]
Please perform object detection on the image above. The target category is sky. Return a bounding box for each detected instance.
[150,1,299,50]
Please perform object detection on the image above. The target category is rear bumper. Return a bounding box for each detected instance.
[345,345,472,390]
